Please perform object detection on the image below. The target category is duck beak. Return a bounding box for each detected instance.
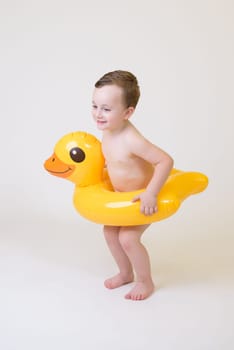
[44,153,75,178]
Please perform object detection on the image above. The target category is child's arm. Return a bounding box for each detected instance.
[130,134,174,216]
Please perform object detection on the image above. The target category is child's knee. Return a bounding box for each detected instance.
[119,230,137,252]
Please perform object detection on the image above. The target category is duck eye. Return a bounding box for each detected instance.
[70,147,85,163]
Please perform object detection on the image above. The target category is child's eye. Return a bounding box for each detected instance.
[104,108,111,112]
[92,105,97,109]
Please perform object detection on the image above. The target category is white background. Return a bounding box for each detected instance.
[1,1,234,349]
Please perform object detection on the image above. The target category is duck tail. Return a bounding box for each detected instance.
[161,170,209,202]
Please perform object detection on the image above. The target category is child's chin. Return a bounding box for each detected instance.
[97,123,107,129]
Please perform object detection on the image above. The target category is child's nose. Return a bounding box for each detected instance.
[96,109,102,118]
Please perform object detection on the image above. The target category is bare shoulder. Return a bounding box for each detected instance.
[125,122,172,164]
[125,122,144,140]
[125,122,152,150]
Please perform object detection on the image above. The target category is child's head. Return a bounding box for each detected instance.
[95,70,140,108]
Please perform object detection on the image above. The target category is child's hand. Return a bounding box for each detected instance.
[132,191,158,216]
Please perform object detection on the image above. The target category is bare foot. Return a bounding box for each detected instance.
[125,280,154,301]
[104,273,134,289]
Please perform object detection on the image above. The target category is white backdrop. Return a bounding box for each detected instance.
[1,0,233,229]
[0,1,234,349]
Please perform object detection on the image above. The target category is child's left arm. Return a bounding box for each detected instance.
[131,135,174,216]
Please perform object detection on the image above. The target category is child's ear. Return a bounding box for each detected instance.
[124,106,135,120]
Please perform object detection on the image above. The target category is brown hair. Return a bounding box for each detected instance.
[95,70,140,108]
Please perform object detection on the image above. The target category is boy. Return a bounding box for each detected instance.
[92,70,173,300]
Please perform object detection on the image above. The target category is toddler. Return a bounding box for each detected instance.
[92,70,173,300]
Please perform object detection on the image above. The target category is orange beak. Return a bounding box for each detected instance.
[44,153,75,178]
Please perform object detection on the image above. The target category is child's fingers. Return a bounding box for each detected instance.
[141,205,158,216]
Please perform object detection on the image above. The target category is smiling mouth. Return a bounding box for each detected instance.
[97,120,107,126]
[46,166,75,178]
[44,153,75,179]
[48,168,73,175]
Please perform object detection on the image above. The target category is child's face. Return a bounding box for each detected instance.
[92,85,133,131]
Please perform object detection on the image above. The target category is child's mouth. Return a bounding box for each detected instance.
[97,120,106,125]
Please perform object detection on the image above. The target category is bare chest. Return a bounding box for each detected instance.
[101,137,153,191]
[102,137,131,163]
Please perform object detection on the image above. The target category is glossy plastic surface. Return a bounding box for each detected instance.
[44,131,208,226]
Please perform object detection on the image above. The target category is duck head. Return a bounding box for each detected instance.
[44,131,105,186]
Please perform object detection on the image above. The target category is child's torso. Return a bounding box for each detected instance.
[102,131,154,192]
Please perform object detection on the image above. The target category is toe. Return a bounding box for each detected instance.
[125,293,131,299]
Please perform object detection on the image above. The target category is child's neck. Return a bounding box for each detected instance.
[104,120,130,136]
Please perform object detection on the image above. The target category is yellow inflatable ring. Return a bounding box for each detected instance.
[44,131,208,226]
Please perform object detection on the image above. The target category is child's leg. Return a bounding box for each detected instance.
[103,225,134,289]
[119,225,154,300]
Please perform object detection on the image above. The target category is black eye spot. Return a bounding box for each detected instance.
[69,147,85,163]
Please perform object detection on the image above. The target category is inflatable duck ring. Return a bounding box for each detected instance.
[44,131,208,226]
